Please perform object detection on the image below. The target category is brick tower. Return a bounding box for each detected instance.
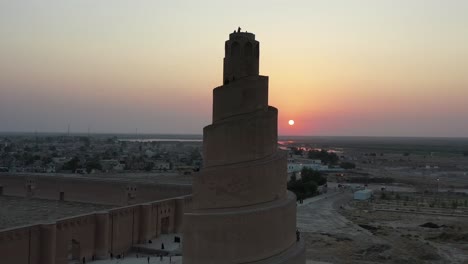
[183,29,305,264]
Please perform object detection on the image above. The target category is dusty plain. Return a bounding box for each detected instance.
[292,137,468,263]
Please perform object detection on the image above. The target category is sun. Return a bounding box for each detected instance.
[288,119,295,126]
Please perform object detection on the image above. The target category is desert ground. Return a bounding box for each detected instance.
[286,137,468,263]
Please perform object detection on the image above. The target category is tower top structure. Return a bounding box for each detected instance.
[223,28,259,84]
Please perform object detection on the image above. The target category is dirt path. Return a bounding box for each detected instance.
[297,191,389,263]
[297,192,372,237]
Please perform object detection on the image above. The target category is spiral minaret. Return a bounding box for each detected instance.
[183,30,305,264]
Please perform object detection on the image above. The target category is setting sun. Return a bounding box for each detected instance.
[288,120,295,126]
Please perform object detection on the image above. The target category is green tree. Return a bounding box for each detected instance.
[304,181,318,196]
[144,162,154,172]
[290,172,297,182]
[288,168,326,200]
[189,149,202,162]
[85,160,102,173]
[291,147,303,156]
[63,157,80,172]
[287,179,306,200]
[307,149,339,165]
[41,156,53,166]
[301,167,326,186]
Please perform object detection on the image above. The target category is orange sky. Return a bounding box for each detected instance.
[1,1,467,136]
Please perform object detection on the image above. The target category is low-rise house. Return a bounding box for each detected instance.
[46,163,56,173]
[100,159,122,172]
[354,189,373,200]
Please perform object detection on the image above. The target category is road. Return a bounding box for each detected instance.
[296,191,371,237]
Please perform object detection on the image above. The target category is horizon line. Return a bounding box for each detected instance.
[0,131,467,139]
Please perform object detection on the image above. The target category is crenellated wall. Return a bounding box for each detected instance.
[0,195,191,264]
[0,173,191,206]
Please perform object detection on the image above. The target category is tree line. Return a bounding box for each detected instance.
[287,167,327,201]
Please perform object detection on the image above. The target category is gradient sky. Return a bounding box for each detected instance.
[1,0,467,137]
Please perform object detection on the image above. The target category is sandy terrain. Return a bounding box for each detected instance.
[298,191,468,264]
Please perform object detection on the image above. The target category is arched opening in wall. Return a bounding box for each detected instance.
[68,239,80,263]
[161,216,170,234]
[225,42,229,57]
[59,191,64,201]
[231,41,240,57]
[254,43,259,59]
[244,42,253,56]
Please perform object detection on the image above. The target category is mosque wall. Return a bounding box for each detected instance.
[0,173,191,206]
[0,195,191,264]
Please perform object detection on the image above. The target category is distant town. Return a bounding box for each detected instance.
[0,134,203,175]
[0,134,351,178]
[1,134,468,188]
